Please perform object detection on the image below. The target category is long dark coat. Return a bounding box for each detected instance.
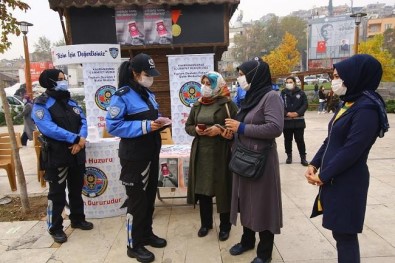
[185,97,238,213]
[230,90,284,233]
[310,54,387,234]
[310,96,381,233]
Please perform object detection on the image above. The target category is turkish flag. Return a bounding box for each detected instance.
[316,41,326,53]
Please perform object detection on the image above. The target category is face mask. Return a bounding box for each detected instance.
[55,80,69,91]
[237,75,250,91]
[201,85,213,97]
[331,79,347,96]
[285,83,294,90]
[138,75,154,88]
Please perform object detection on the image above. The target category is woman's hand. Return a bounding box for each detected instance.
[69,144,82,155]
[305,166,323,186]
[221,129,234,140]
[78,137,86,149]
[150,121,163,131]
[195,126,205,136]
[225,118,240,133]
[203,126,221,137]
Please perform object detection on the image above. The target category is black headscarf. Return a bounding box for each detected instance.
[236,58,273,121]
[39,69,64,90]
[334,54,389,137]
[39,68,70,100]
[334,54,382,102]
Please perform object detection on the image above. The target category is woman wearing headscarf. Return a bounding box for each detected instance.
[185,71,238,241]
[305,54,389,263]
[225,58,284,263]
[14,95,36,146]
[33,69,93,244]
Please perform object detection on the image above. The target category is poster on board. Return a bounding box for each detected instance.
[167,54,214,145]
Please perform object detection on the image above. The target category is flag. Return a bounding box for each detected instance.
[316,41,326,53]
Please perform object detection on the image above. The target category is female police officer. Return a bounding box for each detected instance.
[33,69,93,244]
[106,53,167,263]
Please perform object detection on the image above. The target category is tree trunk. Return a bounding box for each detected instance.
[0,87,30,212]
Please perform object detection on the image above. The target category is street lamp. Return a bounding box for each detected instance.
[350,12,367,55]
[17,21,33,99]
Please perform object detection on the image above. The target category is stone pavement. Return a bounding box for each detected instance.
[0,111,394,263]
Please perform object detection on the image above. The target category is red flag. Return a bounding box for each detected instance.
[316,41,326,53]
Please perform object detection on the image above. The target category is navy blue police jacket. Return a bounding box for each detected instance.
[105,85,161,161]
[310,95,381,233]
[32,92,87,168]
[280,87,308,129]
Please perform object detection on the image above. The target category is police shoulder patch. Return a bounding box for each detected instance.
[114,86,130,96]
[35,109,45,120]
[109,106,121,118]
[73,107,81,115]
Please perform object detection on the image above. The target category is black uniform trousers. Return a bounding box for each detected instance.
[196,194,231,232]
[241,226,274,260]
[46,164,86,231]
[332,232,360,263]
[121,158,159,248]
[283,128,306,156]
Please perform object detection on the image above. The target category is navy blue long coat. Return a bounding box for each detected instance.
[309,54,389,234]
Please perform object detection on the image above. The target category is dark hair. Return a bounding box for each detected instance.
[286,76,296,83]
[118,61,134,88]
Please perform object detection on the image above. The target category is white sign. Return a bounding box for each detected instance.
[51,44,121,65]
[167,54,214,144]
[82,62,118,135]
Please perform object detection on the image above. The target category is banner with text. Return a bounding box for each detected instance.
[51,44,121,65]
[167,54,214,144]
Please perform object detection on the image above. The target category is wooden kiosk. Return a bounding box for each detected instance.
[48,0,240,117]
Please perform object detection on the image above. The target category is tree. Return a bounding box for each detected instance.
[32,36,52,61]
[383,28,395,58]
[0,0,30,53]
[0,0,30,212]
[279,16,307,54]
[359,34,395,81]
[53,38,66,47]
[232,21,266,63]
[263,32,300,76]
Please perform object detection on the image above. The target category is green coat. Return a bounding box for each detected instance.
[185,97,238,213]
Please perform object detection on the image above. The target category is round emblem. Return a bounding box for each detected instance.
[179,81,202,107]
[95,85,116,111]
[172,24,182,37]
[296,94,301,99]
[82,167,108,198]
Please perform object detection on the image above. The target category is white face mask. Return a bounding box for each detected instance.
[138,75,154,88]
[201,85,213,97]
[285,83,294,90]
[331,79,347,96]
[237,75,250,91]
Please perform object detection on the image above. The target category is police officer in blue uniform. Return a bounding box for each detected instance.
[106,53,167,263]
[33,69,93,243]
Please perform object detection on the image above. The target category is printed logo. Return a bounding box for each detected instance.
[109,48,119,59]
[95,85,116,111]
[35,109,44,120]
[296,94,301,99]
[82,167,108,198]
[148,59,155,66]
[109,106,121,118]
[179,81,202,107]
[73,107,81,115]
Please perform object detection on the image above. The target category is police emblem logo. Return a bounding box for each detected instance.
[73,107,81,115]
[179,81,202,107]
[296,94,301,99]
[82,167,108,198]
[35,109,44,120]
[109,47,119,59]
[109,106,121,118]
[148,59,155,67]
[95,85,116,111]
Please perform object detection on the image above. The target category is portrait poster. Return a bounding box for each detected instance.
[167,54,214,145]
[115,5,172,46]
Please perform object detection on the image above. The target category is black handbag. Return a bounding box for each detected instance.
[229,137,273,180]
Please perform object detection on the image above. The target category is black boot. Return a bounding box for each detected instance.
[286,154,292,164]
[127,246,155,263]
[300,155,308,166]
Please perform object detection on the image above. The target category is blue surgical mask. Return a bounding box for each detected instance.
[55,80,69,91]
